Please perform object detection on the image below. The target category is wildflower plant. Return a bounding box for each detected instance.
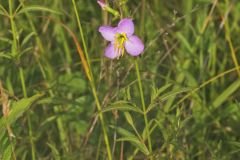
[97,1,152,158]
[1,0,238,160]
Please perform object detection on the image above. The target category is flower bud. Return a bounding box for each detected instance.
[97,0,107,9]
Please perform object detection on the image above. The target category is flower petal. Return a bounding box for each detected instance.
[104,43,119,59]
[99,26,116,41]
[117,18,134,36]
[124,35,144,56]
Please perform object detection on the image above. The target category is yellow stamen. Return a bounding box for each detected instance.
[114,33,127,58]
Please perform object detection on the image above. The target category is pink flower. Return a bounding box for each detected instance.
[99,18,144,59]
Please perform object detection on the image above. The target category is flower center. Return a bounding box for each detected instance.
[114,33,127,58]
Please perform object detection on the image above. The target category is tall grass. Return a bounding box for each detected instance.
[0,0,240,159]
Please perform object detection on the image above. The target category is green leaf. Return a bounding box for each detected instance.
[58,72,86,93]
[0,94,43,133]
[228,141,240,148]
[17,5,60,15]
[1,144,12,160]
[176,32,193,53]
[37,97,82,106]
[102,101,143,114]
[0,52,12,59]
[0,9,4,16]
[0,5,8,16]
[0,37,12,44]
[147,87,191,113]
[113,126,149,155]
[124,112,134,126]
[160,87,192,102]
[151,83,172,103]
[40,115,58,126]
[111,125,136,138]
[117,137,149,155]
[212,80,240,109]
[47,143,61,160]
[0,132,7,153]
[21,32,36,46]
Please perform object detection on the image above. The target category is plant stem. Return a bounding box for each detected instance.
[91,82,112,160]
[19,68,27,98]
[19,67,36,160]
[134,59,152,155]
[72,0,91,71]
[8,0,17,56]
[140,0,146,35]
[9,0,36,159]
[103,0,109,25]
[71,1,112,159]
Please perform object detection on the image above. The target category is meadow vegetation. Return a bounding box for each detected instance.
[0,0,240,159]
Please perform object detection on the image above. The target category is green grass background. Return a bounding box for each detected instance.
[0,0,240,159]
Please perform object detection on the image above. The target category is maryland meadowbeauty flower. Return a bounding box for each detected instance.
[99,18,144,59]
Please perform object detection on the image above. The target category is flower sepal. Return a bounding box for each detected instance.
[97,0,120,17]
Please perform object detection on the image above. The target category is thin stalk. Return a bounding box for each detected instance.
[103,0,109,25]
[90,82,112,160]
[134,59,152,155]
[227,37,240,78]
[8,0,17,56]
[19,67,36,160]
[223,10,240,78]
[9,0,36,159]
[19,68,27,98]
[140,0,146,34]
[95,134,102,160]
[72,0,91,70]
[71,1,112,159]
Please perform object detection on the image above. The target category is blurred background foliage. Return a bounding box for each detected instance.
[0,0,240,159]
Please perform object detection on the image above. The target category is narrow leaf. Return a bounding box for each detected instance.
[102,101,143,114]
[124,112,134,126]
[212,80,240,109]
[1,144,12,160]
[0,94,43,133]
[117,137,149,155]
[112,126,149,155]
[151,83,172,103]
[17,6,60,15]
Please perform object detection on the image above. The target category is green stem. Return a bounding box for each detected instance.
[72,1,112,159]
[19,68,27,98]
[8,0,17,56]
[90,82,112,160]
[19,67,36,160]
[72,0,91,71]
[134,59,152,155]
[95,135,102,160]
[9,0,36,159]
[140,0,146,34]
